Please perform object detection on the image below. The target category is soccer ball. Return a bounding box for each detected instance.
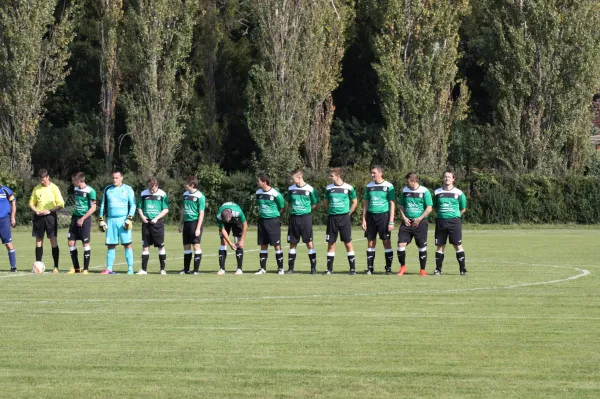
[31,261,46,274]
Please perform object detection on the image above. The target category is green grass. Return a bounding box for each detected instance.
[0,226,598,398]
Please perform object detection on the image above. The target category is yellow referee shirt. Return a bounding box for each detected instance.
[29,183,65,212]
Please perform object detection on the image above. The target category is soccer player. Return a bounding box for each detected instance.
[433,169,467,276]
[67,172,97,274]
[397,172,432,276]
[178,176,205,275]
[323,167,357,275]
[255,174,285,275]
[137,177,169,275]
[98,170,136,275]
[361,165,396,275]
[29,169,65,273]
[216,202,248,275]
[286,168,318,274]
[0,183,17,272]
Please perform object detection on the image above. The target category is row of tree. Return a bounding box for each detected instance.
[1,0,599,183]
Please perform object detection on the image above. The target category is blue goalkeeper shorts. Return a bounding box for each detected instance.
[105,216,132,245]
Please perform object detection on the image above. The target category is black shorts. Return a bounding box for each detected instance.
[68,215,92,243]
[365,211,391,241]
[257,217,281,246]
[398,220,428,248]
[435,218,463,246]
[32,212,58,239]
[326,213,352,243]
[142,220,165,248]
[287,214,313,244]
[182,220,203,245]
[220,222,243,240]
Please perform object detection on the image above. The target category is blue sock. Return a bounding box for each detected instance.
[107,248,116,271]
[125,248,134,270]
[8,249,16,268]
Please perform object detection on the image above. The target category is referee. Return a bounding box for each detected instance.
[29,169,65,273]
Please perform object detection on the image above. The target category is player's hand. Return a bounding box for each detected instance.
[123,216,133,230]
[237,238,245,249]
[10,217,16,228]
[387,222,395,232]
[141,216,149,224]
[412,217,421,227]
[43,210,51,216]
[194,228,201,237]
[76,218,84,227]
[403,217,411,226]
[361,219,367,231]
[178,224,183,233]
[229,243,237,251]
[150,218,158,224]
[98,217,107,233]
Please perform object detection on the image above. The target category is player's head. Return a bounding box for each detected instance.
[71,171,86,186]
[291,168,304,185]
[405,172,419,190]
[38,169,50,187]
[329,167,344,183]
[185,176,198,190]
[442,169,455,187]
[111,170,124,186]
[147,177,159,192]
[257,174,270,189]
[371,165,384,182]
[221,208,233,223]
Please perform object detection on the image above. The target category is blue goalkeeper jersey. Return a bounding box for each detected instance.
[100,184,136,218]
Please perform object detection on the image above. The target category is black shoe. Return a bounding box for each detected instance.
[10,267,16,272]
[349,269,356,275]
[433,269,442,276]
[179,269,191,275]
[311,268,317,275]
[285,269,294,274]
[385,268,392,275]
[460,269,467,276]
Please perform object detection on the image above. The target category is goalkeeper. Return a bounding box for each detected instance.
[98,170,136,274]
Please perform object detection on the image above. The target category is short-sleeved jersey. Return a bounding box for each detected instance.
[138,189,168,219]
[0,186,15,219]
[183,190,205,222]
[100,184,136,218]
[324,183,357,215]
[73,185,97,217]
[29,183,65,212]
[256,188,284,219]
[434,187,467,219]
[287,183,318,216]
[216,202,247,228]
[400,185,433,219]
[363,181,395,214]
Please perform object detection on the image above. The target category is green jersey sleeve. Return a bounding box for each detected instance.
[199,195,206,212]
[387,186,396,202]
[275,191,285,209]
[310,189,319,205]
[349,187,357,200]
[459,193,467,210]
[424,190,433,207]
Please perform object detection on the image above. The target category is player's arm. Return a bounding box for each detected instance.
[219,226,235,249]
[350,198,358,215]
[459,193,467,216]
[361,200,369,231]
[311,190,319,210]
[151,194,169,223]
[29,189,40,214]
[239,221,248,248]
[277,192,285,214]
[195,210,205,237]
[127,187,136,217]
[137,207,148,223]
[387,200,395,232]
[10,197,16,227]
[178,210,184,233]
[80,201,97,223]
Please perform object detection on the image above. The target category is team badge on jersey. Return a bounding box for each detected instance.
[383,187,388,191]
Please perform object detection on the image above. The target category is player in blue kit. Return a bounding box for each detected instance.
[98,170,136,274]
[0,185,17,272]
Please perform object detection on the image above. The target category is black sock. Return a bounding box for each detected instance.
[159,253,166,270]
[235,248,244,270]
[35,247,43,262]
[141,254,149,271]
[70,248,80,270]
[193,253,202,272]
[83,249,90,270]
[259,252,268,270]
[456,251,466,271]
[366,249,375,270]
[219,249,227,270]
[276,251,284,271]
[184,253,192,272]
[288,252,296,270]
[52,246,59,269]
[398,249,406,266]
[308,252,317,270]
[385,250,393,271]
[326,255,334,272]
[435,252,444,271]
[347,253,356,271]
[419,250,427,270]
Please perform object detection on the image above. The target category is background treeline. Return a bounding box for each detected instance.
[1,0,600,224]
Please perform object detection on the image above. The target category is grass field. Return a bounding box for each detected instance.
[0,226,598,398]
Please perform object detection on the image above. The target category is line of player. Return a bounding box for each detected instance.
[0,167,467,276]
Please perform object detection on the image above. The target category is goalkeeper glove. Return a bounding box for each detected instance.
[98,217,107,233]
[123,216,133,230]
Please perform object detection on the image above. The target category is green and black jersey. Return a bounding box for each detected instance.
[363,181,395,214]
[287,183,318,216]
[256,188,284,219]
[138,189,168,219]
[216,202,246,228]
[400,185,433,220]
[324,183,356,215]
[183,190,206,222]
[73,185,97,217]
[433,187,466,219]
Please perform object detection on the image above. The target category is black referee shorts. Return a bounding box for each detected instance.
[287,214,313,244]
[365,211,391,241]
[326,213,352,243]
[257,217,281,246]
[398,220,428,248]
[435,218,462,246]
[32,212,58,239]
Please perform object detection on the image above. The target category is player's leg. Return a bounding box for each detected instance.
[0,217,16,272]
[255,219,269,274]
[49,235,59,273]
[286,216,299,273]
[415,222,428,276]
[192,243,202,275]
[102,218,119,274]
[138,245,150,274]
[269,218,284,274]
[434,220,448,275]
[365,213,377,274]
[182,244,192,274]
[181,221,193,274]
[397,222,410,275]
[81,218,92,274]
[67,216,80,273]
[119,219,134,274]
[102,244,117,274]
[218,232,228,274]
[324,215,338,275]
[154,221,166,274]
[340,214,355,274]
[233,224,244,274]
[343,240,356,275]
[304,214,316,273]
[124,243,134,274]
[48,213,60,273]
[449,219,466,275]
